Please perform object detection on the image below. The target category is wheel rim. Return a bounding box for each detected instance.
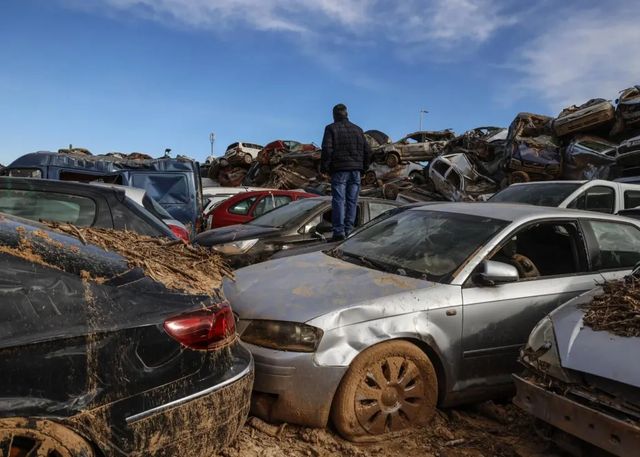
[0,428,69,457]
[354,356,425,434]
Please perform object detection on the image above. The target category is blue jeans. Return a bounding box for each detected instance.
[331,170,361,237]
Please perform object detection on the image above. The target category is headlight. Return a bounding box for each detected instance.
[522,316,572,383]
[211,239,258,255]
[241,320,323,352]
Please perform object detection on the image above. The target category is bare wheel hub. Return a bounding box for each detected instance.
[354,356,425,434]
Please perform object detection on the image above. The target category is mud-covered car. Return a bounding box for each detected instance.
[514,270,640,457]
[362,162,425,186]
[0,177,179,239]
[0,214,253,456]
[225,203,640,441]
[428,153,497,201]
[505,112,562,183]
[561,135,617,180]
[373,130,455,168]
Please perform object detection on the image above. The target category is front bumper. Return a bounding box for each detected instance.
[246,343,347,428]
[513,374,640,457]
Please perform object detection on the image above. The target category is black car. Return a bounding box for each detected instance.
[0,177,177,238]
[0,214,253,456]
[194,196,401,268]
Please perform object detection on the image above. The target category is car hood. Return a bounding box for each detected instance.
[224,251,437,326]
[194,223,281,246]
[551,289,640,389]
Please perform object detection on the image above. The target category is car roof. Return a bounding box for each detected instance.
[410,202,640,224]
[504,180,589,187]
[0,176,126,196]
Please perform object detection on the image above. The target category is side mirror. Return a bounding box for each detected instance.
[474,260,519,286]
[314,220,333,234]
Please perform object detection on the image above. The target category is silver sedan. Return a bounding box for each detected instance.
[224,203,640,441]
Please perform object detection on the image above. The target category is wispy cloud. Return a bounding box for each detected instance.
[514,3,640,111]
[73,0,517,48]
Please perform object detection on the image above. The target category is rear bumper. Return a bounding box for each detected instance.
[513,374,640,457]
[74,342,254,457]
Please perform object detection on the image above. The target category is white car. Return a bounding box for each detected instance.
[221,142,264,166]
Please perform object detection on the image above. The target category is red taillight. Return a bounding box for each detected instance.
[163,304,236,350]
[169,224,190,242]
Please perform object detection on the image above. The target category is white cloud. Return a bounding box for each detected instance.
[80,0,516,48]
[516,6,640,111]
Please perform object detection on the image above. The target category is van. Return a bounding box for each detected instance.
[3,151,203,234]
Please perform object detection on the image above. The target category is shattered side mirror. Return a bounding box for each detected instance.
[473,260,519,286]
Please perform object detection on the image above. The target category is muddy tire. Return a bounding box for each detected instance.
[363,171,378,186]
[386,153,400,169]
[0,418,95,457]
[509,171,530,184]
[331,340,438,442]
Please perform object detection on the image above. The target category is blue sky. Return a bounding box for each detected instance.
[1,0,638,165]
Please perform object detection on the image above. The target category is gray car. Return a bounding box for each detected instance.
[224,203,640,441]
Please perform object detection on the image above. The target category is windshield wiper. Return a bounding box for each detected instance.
[341,251,396,274]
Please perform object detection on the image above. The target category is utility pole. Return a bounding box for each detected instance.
[209,132,215,158]
[419,109,429,131]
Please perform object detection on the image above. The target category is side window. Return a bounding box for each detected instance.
[568,186,615,213]
[369,203,396,220]
[624,190,640,209]
[228,197,257,216]
[431,161,449,177]
[490,221,584,280]
[253,195,292,217]
[0,189,97,226]
[587,220,640,270]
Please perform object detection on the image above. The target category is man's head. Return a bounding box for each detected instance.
[332,103,348,122]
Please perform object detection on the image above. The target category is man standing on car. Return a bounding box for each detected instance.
[321,103,370,241]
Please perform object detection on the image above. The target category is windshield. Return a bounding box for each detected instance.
[248,198,324,228]
[336,210,508,283]
[489,183,582,207]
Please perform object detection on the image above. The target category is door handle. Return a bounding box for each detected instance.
[446,309,457,316]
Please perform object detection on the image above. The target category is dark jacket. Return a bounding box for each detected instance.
[321,114,370,174]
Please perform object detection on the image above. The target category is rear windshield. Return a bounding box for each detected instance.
[489,183,582,207]
[131,174,189,204]
[0,189,96,226]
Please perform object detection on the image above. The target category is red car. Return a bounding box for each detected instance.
[205,189,316,229]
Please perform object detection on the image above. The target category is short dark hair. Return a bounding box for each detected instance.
[333,103,348,117]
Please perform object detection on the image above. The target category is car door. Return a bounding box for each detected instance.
[459,218,600,388]
[566,184,616,213]
[250,193,293,219]
[215,195,257,227]
[581,218,640,282]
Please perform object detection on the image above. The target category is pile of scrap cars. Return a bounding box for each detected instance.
[2,84,640,457]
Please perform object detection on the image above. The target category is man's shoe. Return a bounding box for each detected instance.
[331,234,346,242]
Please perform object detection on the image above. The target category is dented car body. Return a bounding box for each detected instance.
[373,130,455,168]
[429,153,497,201]
[562,135,617,180]
[225,204,640,433]
[514,284,640,457]
[0,215,253,456]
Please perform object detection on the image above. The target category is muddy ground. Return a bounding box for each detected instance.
[221,402,567,457]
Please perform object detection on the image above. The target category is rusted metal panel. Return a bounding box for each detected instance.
[552,99,615,137]
[514,375,640,457]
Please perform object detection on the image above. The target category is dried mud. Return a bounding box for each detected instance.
[582,277,640,337]
[220,402,565,457]
[49,223,233,295]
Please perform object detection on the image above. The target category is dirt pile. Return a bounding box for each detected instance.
[220,402,563,457]
[582,276,640,337]
[51,224,233,294]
